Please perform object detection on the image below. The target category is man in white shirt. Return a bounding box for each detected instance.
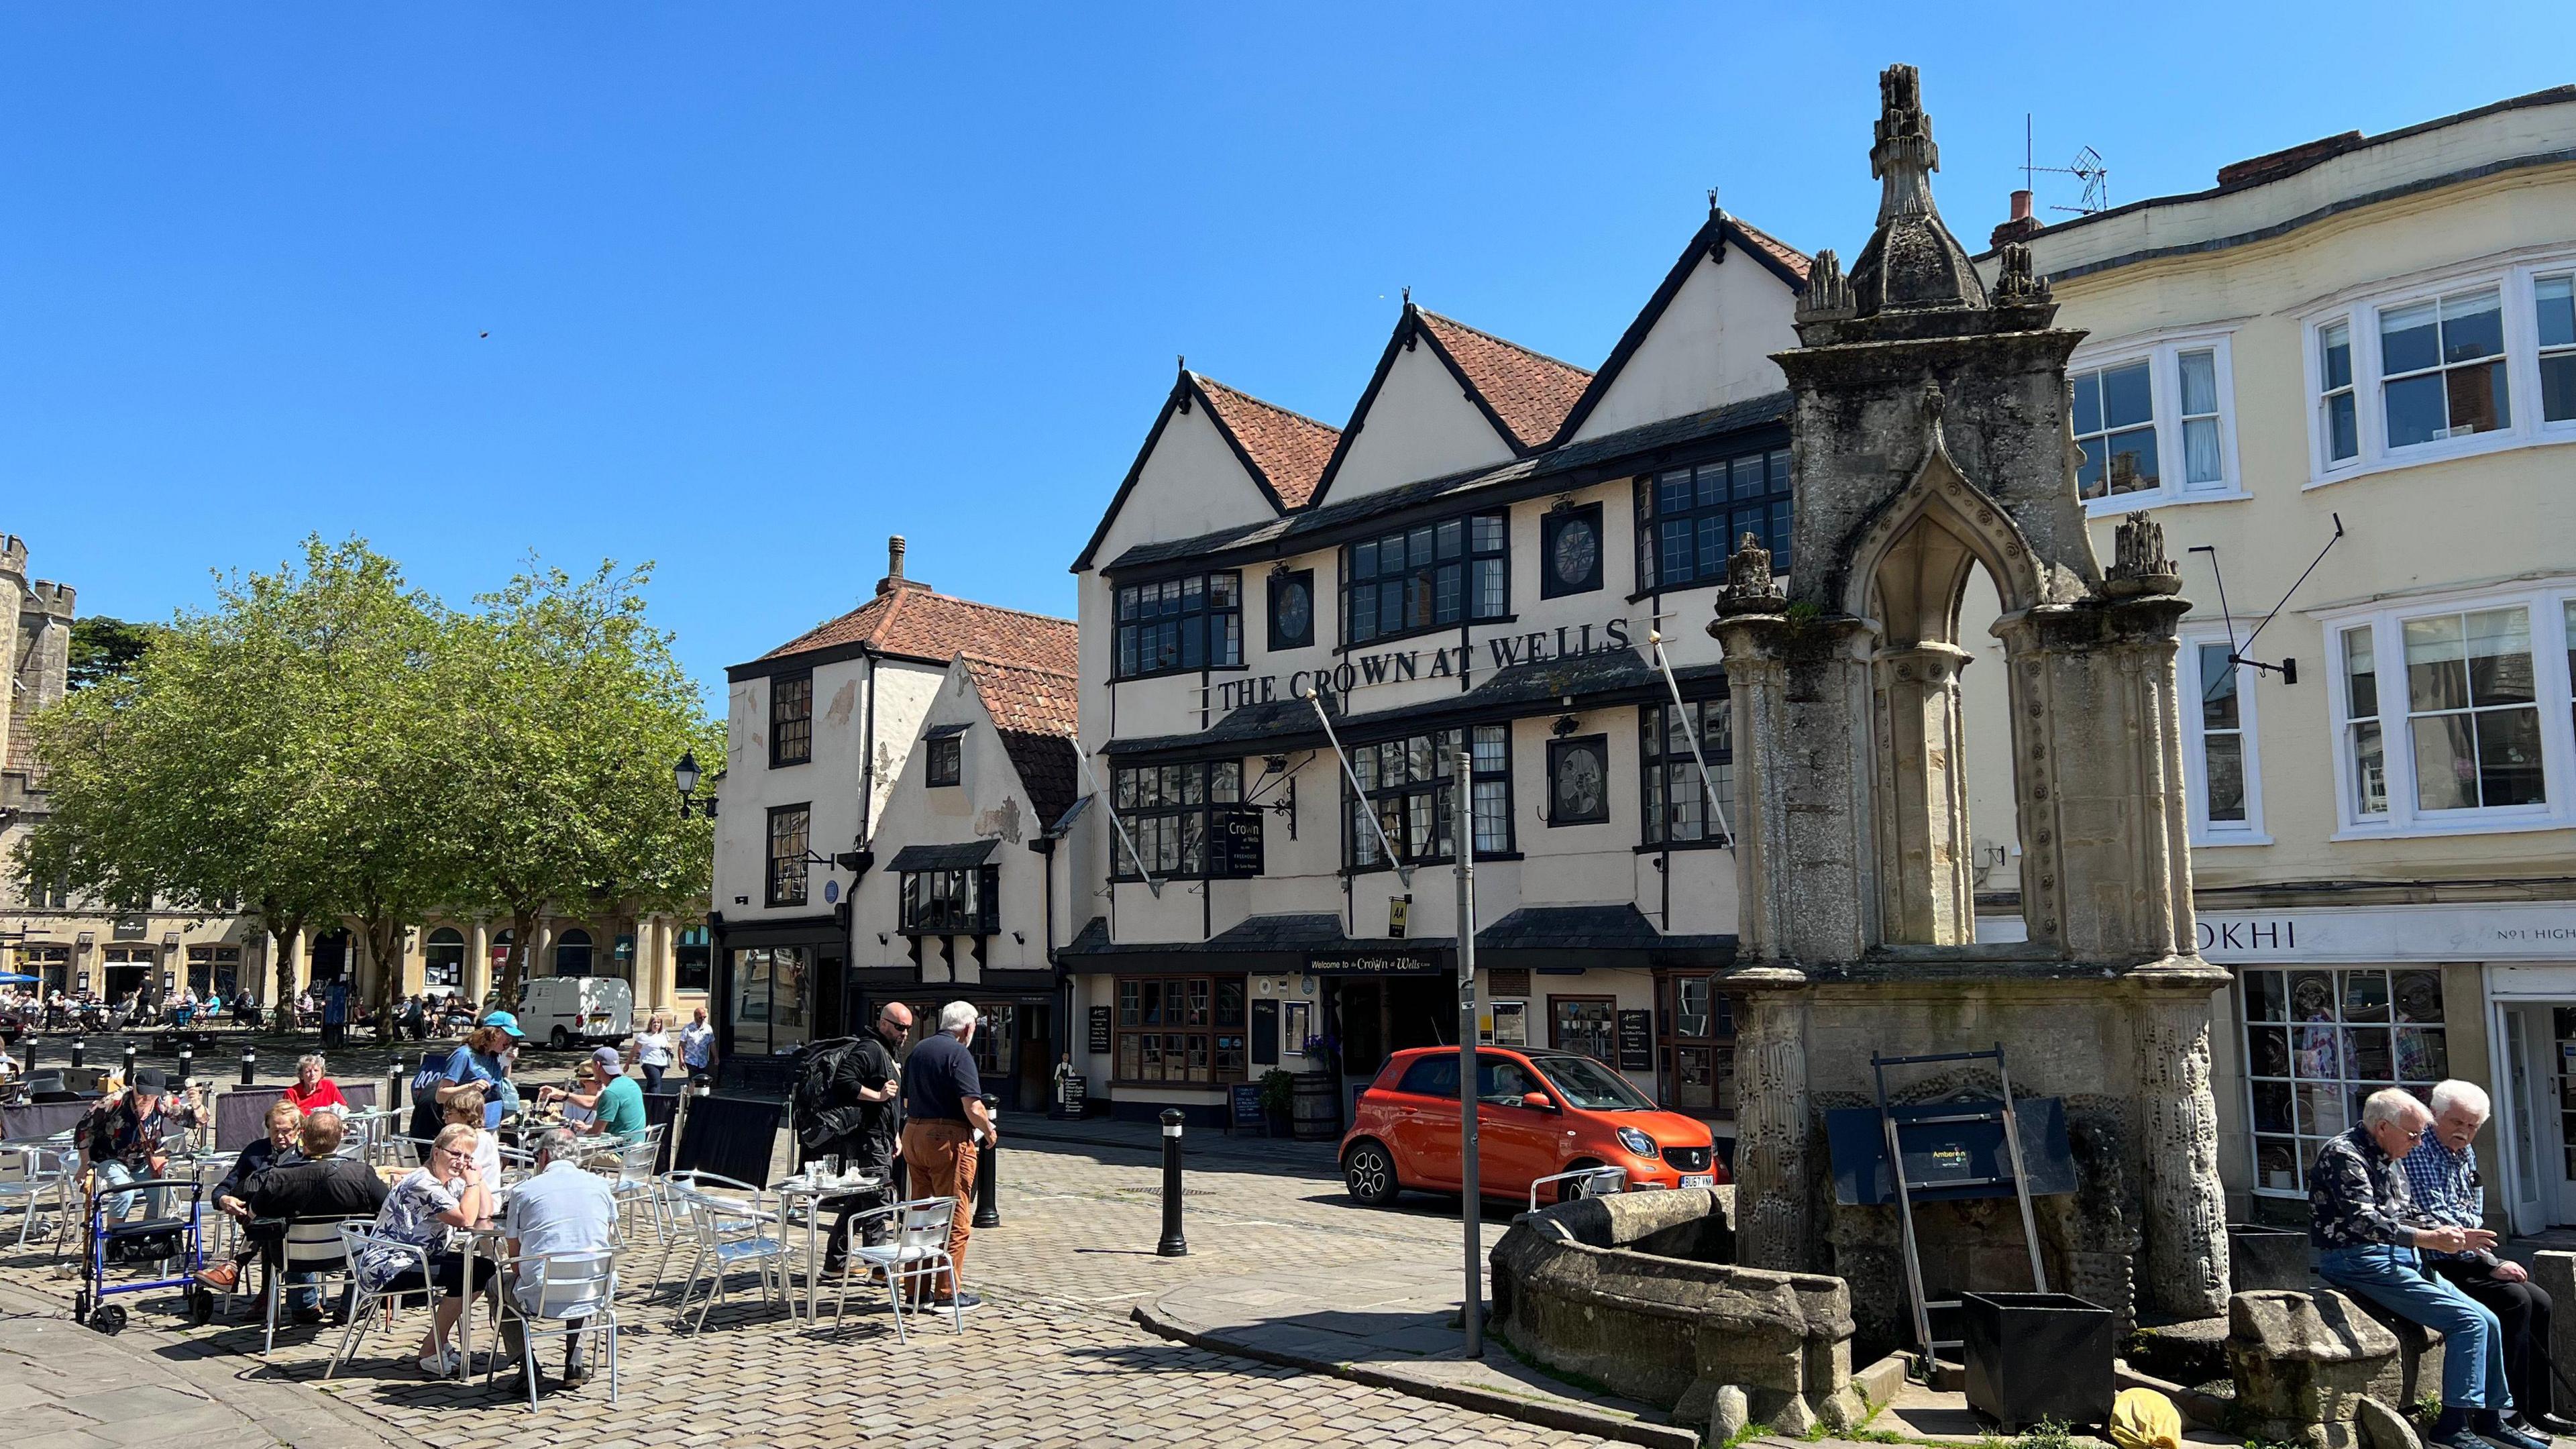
[502,1127,620,1387]
[679,1006,716,1085]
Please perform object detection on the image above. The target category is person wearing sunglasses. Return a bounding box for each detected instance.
[2311,1087,2541,1449]
[354,1122,496,1377]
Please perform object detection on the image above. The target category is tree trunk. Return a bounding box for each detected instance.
[265,906,307,1015]
[496,906,537,1009]
[361,912,407,1044]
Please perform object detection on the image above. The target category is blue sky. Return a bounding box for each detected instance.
[3,5,2565,710]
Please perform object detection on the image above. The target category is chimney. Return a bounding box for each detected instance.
[876,535,928,596]
[1989,188,2042,250]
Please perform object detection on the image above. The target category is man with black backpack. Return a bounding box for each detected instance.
[793,1000,911,1279]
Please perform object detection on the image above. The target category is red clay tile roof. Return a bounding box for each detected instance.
[1193,374,1340,511]
[1413,310,1596,451]
[761,586,1078,673]
[1725,215,1812,283]
[960,655,1083,828]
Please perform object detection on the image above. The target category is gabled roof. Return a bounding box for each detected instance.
[1070,368,1339,573]
[1547,209,1811,446]
[1304,303,1597,508]
[960,654,1083,829]
[750,586,1077,676]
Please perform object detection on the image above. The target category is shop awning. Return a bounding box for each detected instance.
[885,840,1000,873]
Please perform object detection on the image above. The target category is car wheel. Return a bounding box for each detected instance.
[549,1026,572,1049]
[1344,1140,1401,1208]
[1557,1159,1609,1204]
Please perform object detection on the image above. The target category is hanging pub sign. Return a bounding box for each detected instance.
[1087,1004,1113,1055]
[1217,806,1265,877]
[1616,1009,1654,1072]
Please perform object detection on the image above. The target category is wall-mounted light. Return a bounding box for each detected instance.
[674,752,718,820]
[733,896,749,907]
[1552,714,1582,738]
[1263,755,1289,776]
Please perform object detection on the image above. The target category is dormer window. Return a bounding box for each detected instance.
[926,729,963,788]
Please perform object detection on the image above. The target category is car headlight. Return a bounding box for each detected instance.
[1617,1126,1658,1158]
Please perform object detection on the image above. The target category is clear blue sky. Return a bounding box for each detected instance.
[4,5,2564,710]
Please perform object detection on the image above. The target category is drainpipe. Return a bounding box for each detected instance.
[858,643,880,845]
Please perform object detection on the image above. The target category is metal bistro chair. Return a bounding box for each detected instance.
[262,1215,365,1356]
[489,1250,620,1408]
[604,1127,666,1244]
[325,1224,453,1378]
[669,1183,791,1334]
[837,1196,963,1343]
[645,1168,756,1289]
[0,1144,72,1248]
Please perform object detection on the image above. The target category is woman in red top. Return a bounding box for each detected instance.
[282,1053,346,1114]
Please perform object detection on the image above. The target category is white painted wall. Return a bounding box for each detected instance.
[1572,248,1802,441]
[1319,341,1517,502]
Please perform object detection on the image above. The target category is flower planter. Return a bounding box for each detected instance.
[2228,1224,2310,1294]
[1962,1291,2114,1432]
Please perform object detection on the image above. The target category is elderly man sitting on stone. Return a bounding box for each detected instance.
[2404,1080,2575,1438]
[2312,1087,2544,1449]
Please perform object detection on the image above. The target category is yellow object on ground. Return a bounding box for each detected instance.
[2107,1386,2184,1449]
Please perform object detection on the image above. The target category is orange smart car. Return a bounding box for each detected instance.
[1338,1045,1723,1208]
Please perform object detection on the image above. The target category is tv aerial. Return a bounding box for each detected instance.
[2023,115,2108,216]
[2188,513,2347,686]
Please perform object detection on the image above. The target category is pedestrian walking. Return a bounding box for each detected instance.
[898,1001,992,1311]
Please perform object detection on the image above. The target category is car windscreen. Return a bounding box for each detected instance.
[1532,1054,1655,1111]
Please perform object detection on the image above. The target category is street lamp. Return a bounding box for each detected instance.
[674,751,717,820]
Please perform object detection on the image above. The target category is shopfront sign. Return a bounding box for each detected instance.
[1209,617,1639,713]
[1218,808,1265,877]
[1307,952,1444,975]
[1087,1005,1113,1055]
[1616,1009,1654,1072]
[2193,903,2576,964]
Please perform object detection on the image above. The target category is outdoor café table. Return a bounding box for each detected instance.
[769,1169,885,1322]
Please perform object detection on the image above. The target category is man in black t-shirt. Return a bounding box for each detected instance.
[898,1002,996,1310]
[817,1002,912,1274]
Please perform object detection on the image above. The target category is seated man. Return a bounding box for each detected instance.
[580,1046,647,1142]
[2313,1087,2545,1449]
[2405,1081,2575,1437]
[193,1099,303,1294]
[241,1110,389,1321]
[503,1126,620,1387]
[78,1067,203,1221]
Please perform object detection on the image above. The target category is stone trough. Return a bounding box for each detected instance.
[1489,1186,1899,1441]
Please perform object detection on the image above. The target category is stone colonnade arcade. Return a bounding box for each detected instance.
[1709,64,2228,1348]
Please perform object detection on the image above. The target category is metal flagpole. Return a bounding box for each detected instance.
[1453,729,1482,1356]
[1648,631,1736,848]
[1067,731,1163,897]
[1302,687,1411,887]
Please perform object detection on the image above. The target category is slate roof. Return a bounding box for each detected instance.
[1412,310,1596,451]
[757,586,1077,674]
[885,839,1000,873]
[1193,374,1340,510]
[1055,905,1735,962]
[1102,389,1792,576]
[961,655,1083,829]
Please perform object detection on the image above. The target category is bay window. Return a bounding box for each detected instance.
[1344,727,1511,869]
[1115,572,1242,680]
[1343,511,1508,646]
[1116,975,1248,1084]
[2328,584,2576,835]
[2063,333,2239,507]
[2308,258,2576,482]
[901,866,999,934]
[1113,761,1244,879]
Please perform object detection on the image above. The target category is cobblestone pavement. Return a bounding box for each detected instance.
[0,1091,1613,1449]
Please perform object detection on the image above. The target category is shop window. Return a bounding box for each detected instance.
[1639,445,1789,590]
[1116,572,1242,680]
[900,865,1000,934]
[1642,696,1733,845]
[1549,996,1617,1065]
[1113,761,1245,879]
[1114,975,1248,1085]
[1342,511,1507,647]
[731,945,811,1057]
[1344,727,1509,870]
[675,924,712,994]
[2242,967,2447,1197]
[766,804,812,908]
[1657,974,1737,1115]
[185,945,242,1000]
[423,928,465,989]
[770,671,812,769]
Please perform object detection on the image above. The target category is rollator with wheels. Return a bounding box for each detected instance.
[74,1173,214,1334]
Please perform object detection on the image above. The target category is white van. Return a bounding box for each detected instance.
[515,977,634,1049]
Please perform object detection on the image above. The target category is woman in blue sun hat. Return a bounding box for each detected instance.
[408,1012,525,1151]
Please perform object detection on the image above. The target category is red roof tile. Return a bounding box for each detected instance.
[1725,215,1812,283]
[761,586,1077,673]
[1193,374,1339,510]
[961,655,1083,828]
[1413,310,1596,450]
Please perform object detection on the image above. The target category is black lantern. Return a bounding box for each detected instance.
[675,751,716,819]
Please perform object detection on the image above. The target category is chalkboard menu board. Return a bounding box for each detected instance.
[1616,1009,1654,1072]
[1059,1074,1087,1118]
[1087,1004,1113,1055]
[1230,1081,1267,1133]
[1250,998,1279,1065]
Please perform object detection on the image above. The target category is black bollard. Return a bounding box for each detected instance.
[121,1042,138,1083]
[387,1061,407,1114]
[176,1046,193,1087]
[973,1093,1001,1228]
[1157,1108,1188,1257]
[239,1044,257,1086]
[68,1034,83,1069]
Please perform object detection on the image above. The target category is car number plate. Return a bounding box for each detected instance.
[1680,1173,1714,1189]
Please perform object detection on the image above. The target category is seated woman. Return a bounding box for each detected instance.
[354,1122,496,1377]
[538,1061,602,1128]
[282,1054,346,1116]
[437,1084,502,1186]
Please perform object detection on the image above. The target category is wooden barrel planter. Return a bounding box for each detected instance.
[1290,1072,1341,1140]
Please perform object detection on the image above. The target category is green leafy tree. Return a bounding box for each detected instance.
[66,617,162,691]
[441,559,715,1010]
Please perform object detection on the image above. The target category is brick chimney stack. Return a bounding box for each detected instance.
[1989,188,2043,249]
[876,535,929,596]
